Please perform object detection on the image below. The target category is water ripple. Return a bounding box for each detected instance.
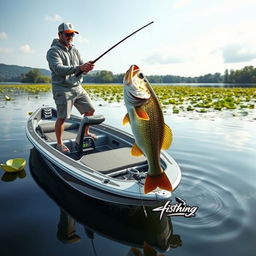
[173,163,247,242]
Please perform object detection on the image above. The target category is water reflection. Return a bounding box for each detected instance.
[29,148,182,255]
[1,169,26,182]
[57,209,81,244]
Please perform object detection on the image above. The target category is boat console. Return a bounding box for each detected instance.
[75,115,105,154]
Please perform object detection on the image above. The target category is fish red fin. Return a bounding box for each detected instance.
[135,107,150,120]
[131,143,144,156]
[161,124,173,150]
[122,113,130,125]
[144,172,173,194]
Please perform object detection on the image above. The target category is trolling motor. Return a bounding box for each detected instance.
[75,115,105,154]
[42,106,53,119]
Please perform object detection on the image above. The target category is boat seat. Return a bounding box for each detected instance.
[80,147,147,174]
[76,115,105,153]
[38,121,79,142]
[38,121,79,133]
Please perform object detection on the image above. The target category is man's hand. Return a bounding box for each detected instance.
[79,61,94,74]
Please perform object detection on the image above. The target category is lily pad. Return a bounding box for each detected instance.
[0,158,26,172]
[5,95,11,101]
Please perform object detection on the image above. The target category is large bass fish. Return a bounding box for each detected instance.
[123,65,173,194]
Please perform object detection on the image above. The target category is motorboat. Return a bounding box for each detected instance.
[26,106,181,206]
[29,147,182,251]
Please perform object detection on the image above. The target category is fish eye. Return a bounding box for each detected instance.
[138,73,144,79]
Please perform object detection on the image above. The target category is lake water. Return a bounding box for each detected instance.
[0,90,256,256]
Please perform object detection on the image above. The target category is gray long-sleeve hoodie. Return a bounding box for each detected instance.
[46,39,84,92]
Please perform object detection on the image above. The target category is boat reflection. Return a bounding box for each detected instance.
[29,148,182,254]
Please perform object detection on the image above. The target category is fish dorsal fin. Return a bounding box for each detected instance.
[122,113,130,126]
[135,107,150,120]
[161,124,173,150]
[131,143,144,156]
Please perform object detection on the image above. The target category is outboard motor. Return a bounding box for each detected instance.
[42,106,53,119]
[75,115,105,154]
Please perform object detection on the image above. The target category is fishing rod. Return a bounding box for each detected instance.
[76,21,154,77]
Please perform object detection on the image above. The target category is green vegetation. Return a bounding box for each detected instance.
[0,84,51,95]
[82,70,224,83]
[152,86,256,114]
[83,65,256,84]
[83,70,123,83]
[0,63,50,82]
[2,63,256,84]
[1,84,255,115]
[224,66,256,83]
[21,69,51,83]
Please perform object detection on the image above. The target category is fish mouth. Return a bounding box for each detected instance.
[124,64,140,84]
[123,64,151,104]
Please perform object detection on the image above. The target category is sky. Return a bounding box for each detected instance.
[1,0,256,76]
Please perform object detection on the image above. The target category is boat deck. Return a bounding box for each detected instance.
[36,118,148,177]
[37,118,79,142]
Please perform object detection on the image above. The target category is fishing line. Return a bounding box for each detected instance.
[76,21,154,77]
[132,167,148,218]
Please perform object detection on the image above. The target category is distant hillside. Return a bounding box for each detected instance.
[0,63,51,82]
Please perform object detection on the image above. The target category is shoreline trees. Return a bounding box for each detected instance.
[1,64,256,84]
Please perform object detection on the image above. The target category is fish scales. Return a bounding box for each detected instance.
[135,89,164,174]
[123,65,173,193]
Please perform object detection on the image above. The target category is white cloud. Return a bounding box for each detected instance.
[0,47,13,53]
[203,0,256,16]
[142,16,256,76]
[173,0,190,8]
[195,20,256,65]
[19,44,35,54]
[76,35,89,44]
[143,53,184,65]
[0,32,8,39]
[45,14,62,22]
[223,44,256,63]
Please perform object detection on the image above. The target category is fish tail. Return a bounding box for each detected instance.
[144,172,173,194]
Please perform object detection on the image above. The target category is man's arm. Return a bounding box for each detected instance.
[47,49,80,76]
[47,48,94,76]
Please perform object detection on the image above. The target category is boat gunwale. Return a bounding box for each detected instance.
[26,107,181,203]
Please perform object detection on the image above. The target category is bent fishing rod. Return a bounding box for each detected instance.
[76,21,154,77]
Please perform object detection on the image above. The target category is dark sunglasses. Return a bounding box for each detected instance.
[63,33,75,37]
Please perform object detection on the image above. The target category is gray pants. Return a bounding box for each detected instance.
[53,87,94,119]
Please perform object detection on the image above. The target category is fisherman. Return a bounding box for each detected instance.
[47,22,95,153]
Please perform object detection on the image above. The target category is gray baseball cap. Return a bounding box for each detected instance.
[58,22,79,34]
